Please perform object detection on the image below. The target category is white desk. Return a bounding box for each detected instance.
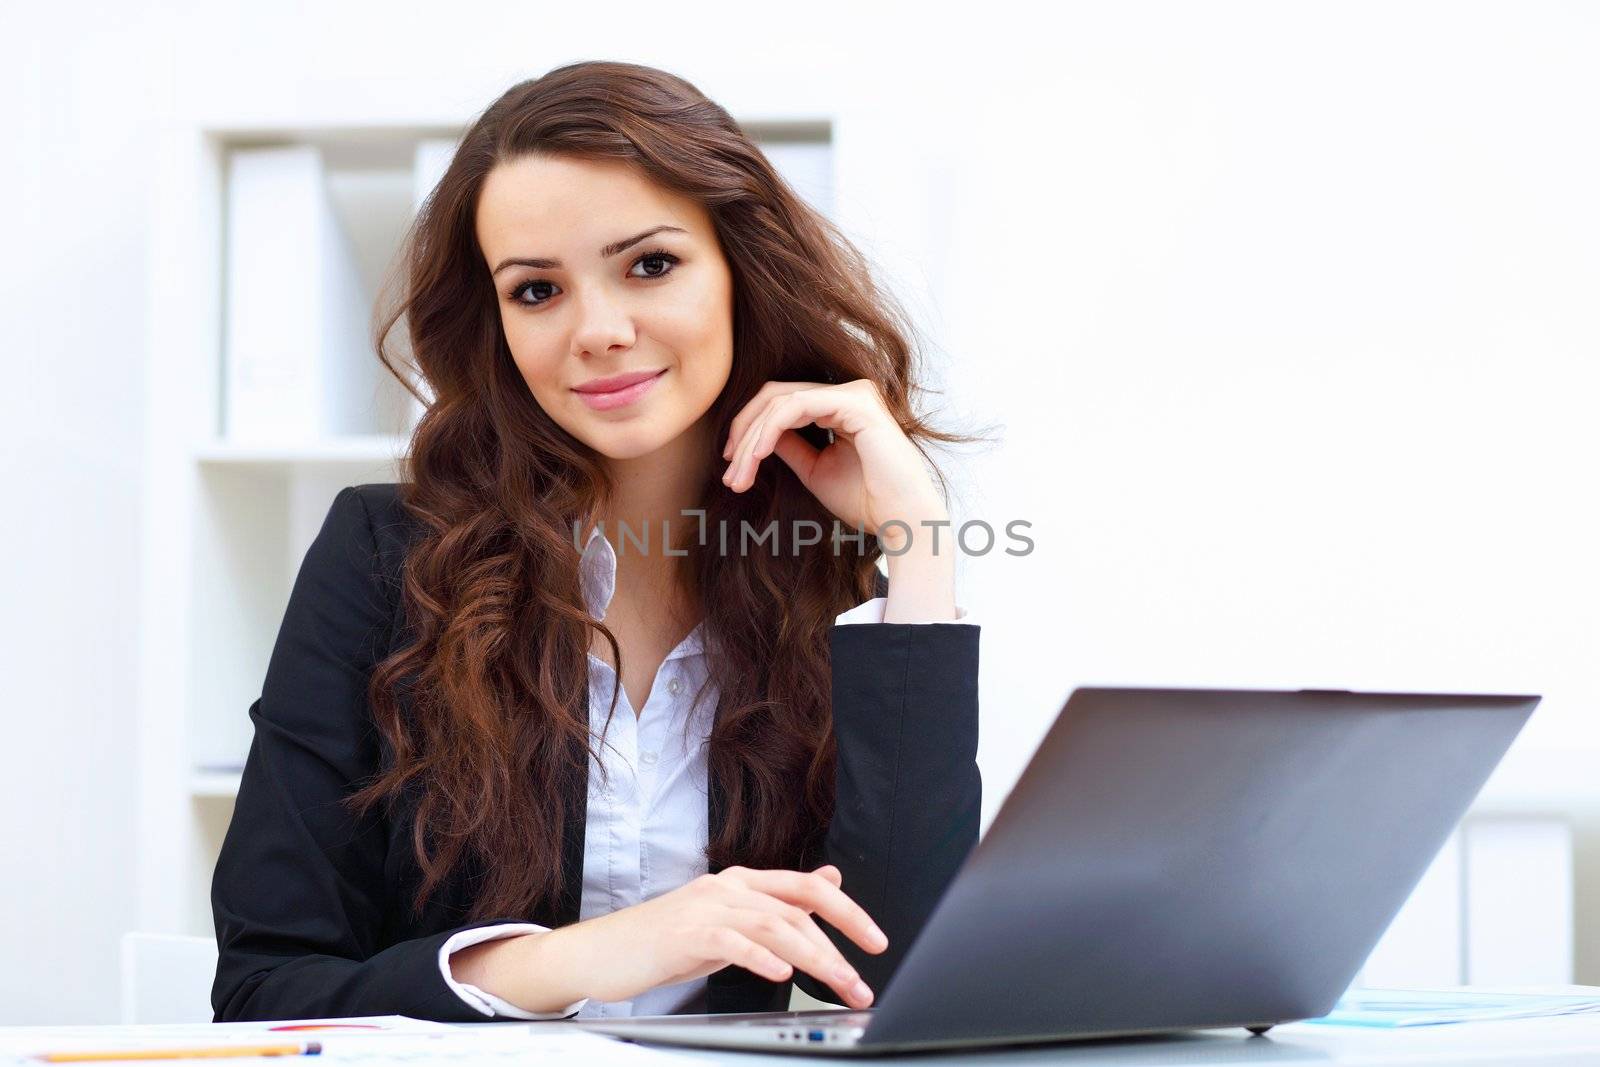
[512,990,1600,1065]
[6,991,1599,1067]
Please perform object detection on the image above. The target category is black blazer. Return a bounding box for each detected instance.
[211,483,981,1022]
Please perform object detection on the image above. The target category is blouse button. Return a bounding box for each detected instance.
[640,751,659,767]
[667,678,683,696]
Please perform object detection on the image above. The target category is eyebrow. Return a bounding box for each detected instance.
[491,225,689,276]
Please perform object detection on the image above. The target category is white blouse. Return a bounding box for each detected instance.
[438,524,970,1019]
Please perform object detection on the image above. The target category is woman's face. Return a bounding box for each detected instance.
[475,153,735,461]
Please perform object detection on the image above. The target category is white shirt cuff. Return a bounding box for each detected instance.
[439,922,589,1019]
[833,597,972,626]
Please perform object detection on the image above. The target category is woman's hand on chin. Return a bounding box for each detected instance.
[719,379,947,540]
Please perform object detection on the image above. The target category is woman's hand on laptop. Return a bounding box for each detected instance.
[580,862,885,1007]
[456,863,888,1014]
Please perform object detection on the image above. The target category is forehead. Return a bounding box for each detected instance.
[475,153,708,258]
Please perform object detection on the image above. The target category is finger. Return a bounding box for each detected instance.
[728,907,874,1009]
[737,389,857,493]
[731,390,808,492]
[812,864,842,886]
[725,382,830,485]
[731,390,826,492]
[722,383,788,465]
[721,398,764,487]
[703,925,794,984]
[724,887,844,972]
[722,382,809,461]
[731,868,888,955]
[726,400,774,492]
[721,384,772,462]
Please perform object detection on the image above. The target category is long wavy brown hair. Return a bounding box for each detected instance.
[350,59,986,923]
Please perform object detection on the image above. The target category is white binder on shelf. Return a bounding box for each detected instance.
[1463,816,1574,984]
[412,137,457,213]
[761,139,834,220]
[223,144,376,442]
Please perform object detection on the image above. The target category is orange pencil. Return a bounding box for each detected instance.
[36,1043,322,1062]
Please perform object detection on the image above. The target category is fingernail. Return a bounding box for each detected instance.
[852,981,872,1003]
[871,928,887,948]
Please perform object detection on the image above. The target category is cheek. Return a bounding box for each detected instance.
[657,281,734,379]
[503,322,563,394]
[653,299,714,349]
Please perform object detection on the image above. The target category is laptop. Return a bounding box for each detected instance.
[575,685,1537,1055]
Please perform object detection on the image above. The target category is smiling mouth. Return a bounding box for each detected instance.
[572,369,667,394]
[572,368,668,410]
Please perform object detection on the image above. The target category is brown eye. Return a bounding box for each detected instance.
[509,279,557,306]
[630,249,680,279]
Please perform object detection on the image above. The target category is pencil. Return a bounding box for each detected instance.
[35,1043,322,1062]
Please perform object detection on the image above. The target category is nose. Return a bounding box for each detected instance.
[570,284,637,360]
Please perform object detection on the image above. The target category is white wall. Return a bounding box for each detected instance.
[939,0,1600,979]
[3,0,1597,1023]
[0,4,167,1023]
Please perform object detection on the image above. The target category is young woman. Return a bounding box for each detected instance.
[211,60,983,1023]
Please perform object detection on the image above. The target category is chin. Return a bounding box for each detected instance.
[582,424,681,461]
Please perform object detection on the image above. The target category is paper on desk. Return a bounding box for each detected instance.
[1,1019,714,1066]
[233,1027,715,1066]
[1308,988,1600,1027]
[0,1017,456,1043]
[0,1017,453,1059]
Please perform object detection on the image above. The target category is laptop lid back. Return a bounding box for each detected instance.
[861,686,1537,1046]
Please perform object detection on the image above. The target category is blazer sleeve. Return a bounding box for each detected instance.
[210,486,534,1022]
[794,571,982,1004]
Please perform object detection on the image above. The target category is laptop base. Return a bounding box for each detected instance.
[573,1009,1285,1056]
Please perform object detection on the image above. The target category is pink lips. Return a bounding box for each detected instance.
[572,368,667,411]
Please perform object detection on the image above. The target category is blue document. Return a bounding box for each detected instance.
[1309,988,1600,1027]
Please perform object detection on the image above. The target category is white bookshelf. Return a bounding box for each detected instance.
[138,116,838,941]
[189,771,244,800]
[1354,814,1574,988]
[194,434,413,465]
